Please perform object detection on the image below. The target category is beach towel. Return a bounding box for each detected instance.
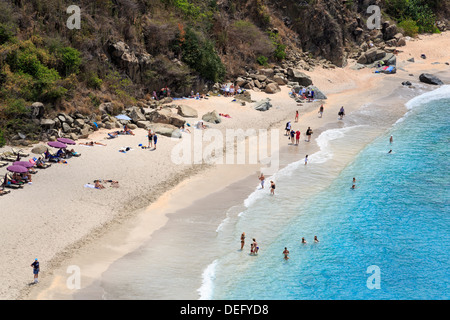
[84,184,96,189]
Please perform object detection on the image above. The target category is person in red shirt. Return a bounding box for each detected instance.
[295,130,301,145]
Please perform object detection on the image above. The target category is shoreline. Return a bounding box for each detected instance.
[4,33,449,300]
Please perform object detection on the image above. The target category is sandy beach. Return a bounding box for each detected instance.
[1,32,449,300]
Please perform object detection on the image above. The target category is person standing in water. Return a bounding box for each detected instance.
[302,237,307,244]
[253,239,259,255]
[305,155,309,165]
[318,105,324,118]
[270,181,275,195]
[283,247,290,260]
[259,173,265,189]
[390,136,393,144]
[314,236,319,243]
[338,106,345,120]
[240,232,246,250]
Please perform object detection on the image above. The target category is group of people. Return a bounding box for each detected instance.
[291,87,315,102]
[151,87,171,100]
[258,173,276,195]
[220,83,244,97]
[285,121,314,145]
[240,233,259,256]
[283,237,319,260]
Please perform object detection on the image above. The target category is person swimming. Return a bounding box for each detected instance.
[283,247,290,260]
[301,237,307,244]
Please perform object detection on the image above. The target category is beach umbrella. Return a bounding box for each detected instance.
[13,161,33,168]
[7,165,28,174]
[115,114,132,121]
[48,141,67,149]
[57,137,76,145]
[31,145,48,154]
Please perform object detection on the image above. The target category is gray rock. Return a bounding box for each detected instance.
[62,122,71,133]
[40,119,55,129]
[74,119,85,127]
[136,121,152,129]
[177,105,198,118]
[147,123,182,138]
[202,110,221,124]
[306,86,327,100]
[419,73,444,85]
[128,106,146,122]
[254,99,272,111]
[287,68,313,86]
[30,102,45,119]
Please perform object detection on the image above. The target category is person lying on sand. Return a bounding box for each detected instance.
[219,113,231,118]
[94,180,105,189]
[123,125,135,135]
[79,141,105,146]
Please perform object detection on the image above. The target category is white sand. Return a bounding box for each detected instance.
[1,32,449,300]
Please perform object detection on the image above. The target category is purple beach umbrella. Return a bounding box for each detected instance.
[7,165,28,173]
[57,137,76,145]
[48,141,67,149]
[13,161,33,168]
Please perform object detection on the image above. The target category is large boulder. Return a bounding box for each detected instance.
[202,110,221,124]
[128,106,146,123]
[419,73,444,85]
[29,102,45,119]
[265,83,281,94]
[177,105,198,118]
[147,123,182,138]
[286,68,313,86]
[40,118,55,130]
[147,109,186,127]
[254,99,272,111]
[306,86,327,100]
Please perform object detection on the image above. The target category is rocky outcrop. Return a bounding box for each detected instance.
[286,69,313,86]
[107,40,152,83]
[146,109,186,127]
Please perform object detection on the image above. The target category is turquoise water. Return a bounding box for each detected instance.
[210,86,450,300]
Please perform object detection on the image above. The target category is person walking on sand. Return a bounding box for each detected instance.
[318,105,324,118]
[148,129,153,149]
[241,232,246,250]
[305,127,313,142]
[295,110,299,122]
[289,129,295,143]
[270,181,275,195]
[283,247,290,260]
[295,130,301,145]
[153,134,158,149]
[31,258,40,283]
[259,173,265,189]
[285,121,291,136]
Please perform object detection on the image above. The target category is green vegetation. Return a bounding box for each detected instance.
[398,19,420,37]
[256,55,269,66]
[385,0,440,34]
[175,27,225,82]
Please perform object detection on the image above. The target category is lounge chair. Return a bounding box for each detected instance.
[0,152,17,162]
[0,178,23,189]
[11,148,29,157]
[0,161,8,167]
